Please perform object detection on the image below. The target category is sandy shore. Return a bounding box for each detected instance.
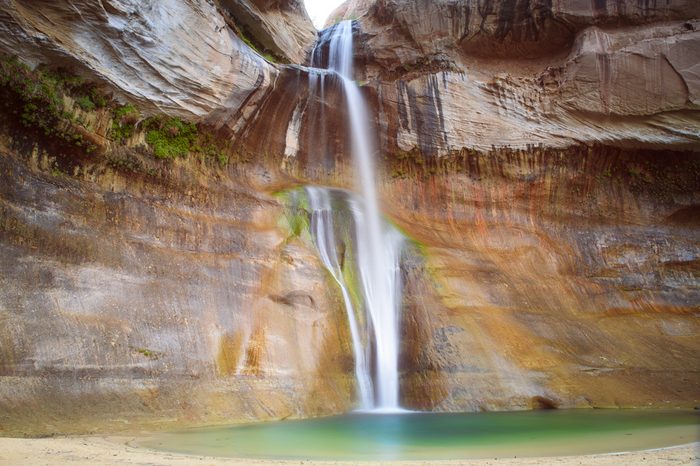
[0,436,697,465]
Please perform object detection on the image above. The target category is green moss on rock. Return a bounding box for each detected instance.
[0,54,230,171]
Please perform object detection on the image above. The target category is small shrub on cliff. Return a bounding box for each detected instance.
[130,346,161,360]
[110,103,140,143]
[195,131,228,167]
[76,95,96,111]
[0,56,106,153]
[89,88,108,108]
[239,32,258,53]
[0,56,65,134]
[0,54,228,167]
[143,118,226,163]
[217,152,229,167]
[43,68,108,108]
[0,55,100,154]
[262,53,277,63]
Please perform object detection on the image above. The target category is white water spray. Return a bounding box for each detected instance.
[307,20,405,411]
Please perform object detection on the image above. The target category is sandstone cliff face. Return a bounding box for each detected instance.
[351,4,700,155]
[216,0,317,64]
[0,0,698,435]
[392,147,699,411]
[371,23,699,156]
[333,0,700,60]
[0,0,308,118]
[0,137,355,435]
[213,0,700,413]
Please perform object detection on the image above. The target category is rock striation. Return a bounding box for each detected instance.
[391,147,700,411]
[0,0,297,118]
[216,0,317,64]
[0,134,355,435]
[232,1,700,170]
[331,0,700,60]
[350,2,700,155]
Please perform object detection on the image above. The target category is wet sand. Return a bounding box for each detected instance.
[0,436,697,465]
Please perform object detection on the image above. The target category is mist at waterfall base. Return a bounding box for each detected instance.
[141,410,699,460]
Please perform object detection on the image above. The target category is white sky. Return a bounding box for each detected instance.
[303,0,346,30]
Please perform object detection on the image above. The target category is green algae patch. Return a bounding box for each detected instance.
[275,188,311,242]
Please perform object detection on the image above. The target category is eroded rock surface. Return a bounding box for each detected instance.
[261,4,699,170]
[365,15,699,156]
[333,0,700,60]
[0,0,311,118]
[0,139,354,435]
[216,0,316,64]
[391,148,700,410]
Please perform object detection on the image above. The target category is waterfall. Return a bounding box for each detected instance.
[304,20,405,411]
[305,187,374,408]
[303,186,404,412]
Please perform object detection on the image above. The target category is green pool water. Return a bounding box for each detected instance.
[140,409,699,461]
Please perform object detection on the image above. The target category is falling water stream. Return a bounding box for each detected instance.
[305,187,374,408]
[306,20,405,411]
